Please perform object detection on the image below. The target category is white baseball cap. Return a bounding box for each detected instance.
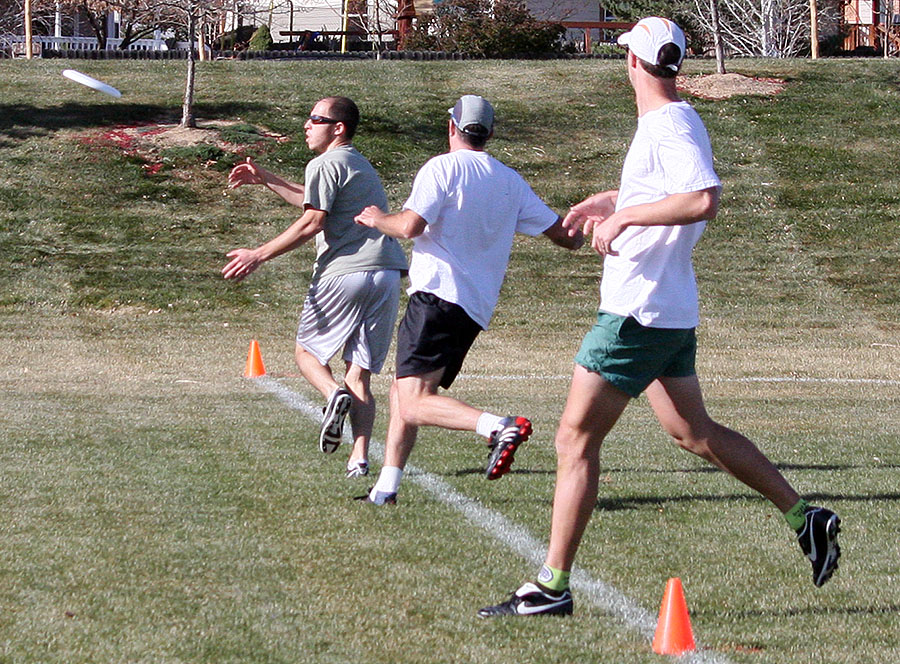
[617,17,686,72]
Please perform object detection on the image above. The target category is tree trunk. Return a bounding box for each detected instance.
[25,0,33,59]
[710,0,726,74]
[181,5,197,128]
[809,0,819,59]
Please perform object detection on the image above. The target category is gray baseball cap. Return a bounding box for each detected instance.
[448,95,494,136]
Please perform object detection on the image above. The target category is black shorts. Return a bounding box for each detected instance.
[395,291,483,389]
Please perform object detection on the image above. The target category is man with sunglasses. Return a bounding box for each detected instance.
[223,97,408,480]
[355,95,583,505]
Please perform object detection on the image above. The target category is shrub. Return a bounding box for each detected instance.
[404,0,565,58]
[248,24,274,51]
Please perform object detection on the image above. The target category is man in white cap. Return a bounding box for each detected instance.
[355,95,583,505]
[478,17,841,617]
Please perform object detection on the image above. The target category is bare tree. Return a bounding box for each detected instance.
[351,0,398,51]
[694,0,819,57]
[164,0,227,127]
[709,0,726,73]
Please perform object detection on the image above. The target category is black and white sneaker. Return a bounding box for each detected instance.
[797,506,841,587]
[478,582,573,617]
[353,487,397,505]
[346,460,369,479]
[319,388,351,454]
[485,416,532,480]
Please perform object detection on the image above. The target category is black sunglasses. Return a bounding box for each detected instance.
[308,114,340,125]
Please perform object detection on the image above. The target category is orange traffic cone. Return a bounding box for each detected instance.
[243,339,266,378]
[652,577,696,656]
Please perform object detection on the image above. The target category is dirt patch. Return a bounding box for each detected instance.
[74,120,289,174]
[123,119,288,150]
[678,73,785,100]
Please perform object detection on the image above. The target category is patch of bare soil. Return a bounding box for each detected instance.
[678,73,785,100]
[74,120,288,174]
[124,119,287,150]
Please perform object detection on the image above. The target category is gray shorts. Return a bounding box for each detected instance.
[297,269,401,374]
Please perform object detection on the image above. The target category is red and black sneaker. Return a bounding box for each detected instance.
[485,416,532,480]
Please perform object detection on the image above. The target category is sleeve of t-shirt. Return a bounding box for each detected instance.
[514,178,559,236]
[657,117,721,195]
[304,158,340,212]
[402,158,446,224]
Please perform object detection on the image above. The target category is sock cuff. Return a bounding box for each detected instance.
[537,564,570,592]
[784,498,810,531]
[476,412,503,439]
[373,466,403,494]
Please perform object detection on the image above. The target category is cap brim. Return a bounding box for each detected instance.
[617,32,631,47]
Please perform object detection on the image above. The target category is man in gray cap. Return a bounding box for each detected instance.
[355,94,583,505]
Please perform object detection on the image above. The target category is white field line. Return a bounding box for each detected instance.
[254,375,733,664]
[459,374,900,386]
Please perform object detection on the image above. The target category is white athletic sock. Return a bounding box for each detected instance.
[476,412,504,439]
[371,466,403,498]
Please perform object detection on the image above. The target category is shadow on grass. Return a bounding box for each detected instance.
[695,603,900,619]
[364,111,444,152]
[454,467,900,511]
[0,101,270,146]
[591,492,900,512]
[455,461,899,480]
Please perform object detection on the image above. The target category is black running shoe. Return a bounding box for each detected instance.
[485,416,532,480]
[353,487,397,505]
[797,506,841,587]
[319,388,351,454]
[478,582,573,617]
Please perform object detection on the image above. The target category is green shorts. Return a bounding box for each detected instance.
[575,312,697,398]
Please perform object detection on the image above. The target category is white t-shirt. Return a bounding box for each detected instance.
[403,149,558,329]
[600,101,721,329]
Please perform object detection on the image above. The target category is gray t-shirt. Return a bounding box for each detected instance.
[304,145,408,281]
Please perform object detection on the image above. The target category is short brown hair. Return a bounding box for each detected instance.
[322,96,360,138]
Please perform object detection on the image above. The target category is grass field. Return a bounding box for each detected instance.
[1,57,898,663]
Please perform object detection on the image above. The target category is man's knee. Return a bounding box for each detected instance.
[343,364,372,394]
[669,419,723,457]
[554,419,602,462]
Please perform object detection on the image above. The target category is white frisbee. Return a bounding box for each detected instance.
[62,69,122,98]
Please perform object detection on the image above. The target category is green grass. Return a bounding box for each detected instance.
[1,58,898,663]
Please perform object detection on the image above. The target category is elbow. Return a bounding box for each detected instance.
[398,226,421,240]
[398,217,427,240]
[698,189,719,221]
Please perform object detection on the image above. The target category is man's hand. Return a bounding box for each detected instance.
[562,190,617,233]
[222,248,262,281]
[228,158,266,189]
[354,205,384,229]
[584,214,625,257]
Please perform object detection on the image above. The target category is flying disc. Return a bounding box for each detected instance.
[62,69,122,98]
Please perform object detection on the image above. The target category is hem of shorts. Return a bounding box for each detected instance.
[576,361,642,399]
[298,340,382,373]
